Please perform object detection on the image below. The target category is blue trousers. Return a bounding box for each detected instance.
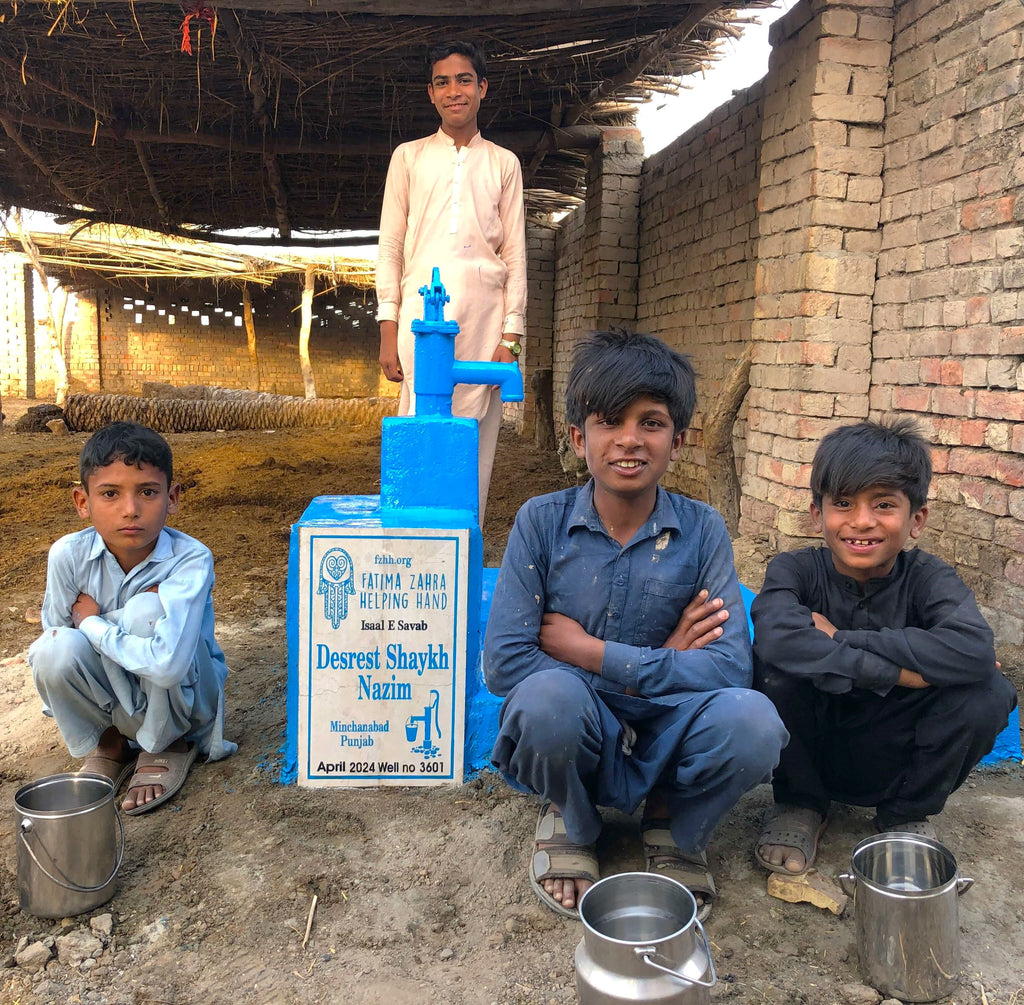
[492,668,788,855]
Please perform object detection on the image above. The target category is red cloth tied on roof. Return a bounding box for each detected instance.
[180,4,216,56]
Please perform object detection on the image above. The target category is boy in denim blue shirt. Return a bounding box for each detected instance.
[484,330,786,920]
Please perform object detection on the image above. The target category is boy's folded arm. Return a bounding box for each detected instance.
[76,549,214,689]
[482,512,580,696]
[601,513,753,697]
[751,557,901,693]
[835,589,997,686]
[39,538,83,629]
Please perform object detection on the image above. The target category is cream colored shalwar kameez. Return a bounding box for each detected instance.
[376,128,527,519]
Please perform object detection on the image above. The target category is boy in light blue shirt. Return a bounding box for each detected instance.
[29,422,236,815]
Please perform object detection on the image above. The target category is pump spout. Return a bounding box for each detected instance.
[451,359,524,402]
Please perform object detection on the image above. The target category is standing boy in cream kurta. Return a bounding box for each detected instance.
[376,39,527,520]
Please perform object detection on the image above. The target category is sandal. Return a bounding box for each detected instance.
[874,817,937,840]
[529,801,599,920]
[642,819,716,923]
[123,744,199,816]
[755,804,827,876]
[79,753,138,794]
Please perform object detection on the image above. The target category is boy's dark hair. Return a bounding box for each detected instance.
[79,421,174,490]
[810,418,932,511]
[426,40,487,82]
[565,328,697,434]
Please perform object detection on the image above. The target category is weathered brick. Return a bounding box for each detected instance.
[810,93,886,124]
[819,36,892,67]
[858,13,894,42]
[962,196,1017,231]
[977,390,1024,421]
[931,387,976,416]
[958,478,1010,516]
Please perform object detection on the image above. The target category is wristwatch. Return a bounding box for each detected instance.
[499,338,522,359]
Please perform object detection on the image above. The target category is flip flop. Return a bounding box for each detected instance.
[529,801,599,920]
[755,804,827,876]
[642,819,716,923]
[79,753,138,794]
[123,743,199,816]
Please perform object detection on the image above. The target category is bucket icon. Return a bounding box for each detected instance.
[839,832,973,1002]
[15,773,125,918]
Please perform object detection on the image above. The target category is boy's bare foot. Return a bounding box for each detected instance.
[122,738,191,812]
[80,727,136,790]
[529,802,598,917]
[92,725,132,763]
[755,805,827,875]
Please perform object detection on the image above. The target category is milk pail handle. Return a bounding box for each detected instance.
[635,917,718,989]
[19,806,125,894]
[838,871,856,898]
[956,875,974,896]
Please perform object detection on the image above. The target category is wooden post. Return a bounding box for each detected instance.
[298,264,316,400]
[703,344,752,536]
[242,284,261,390]
[14,211,69,406]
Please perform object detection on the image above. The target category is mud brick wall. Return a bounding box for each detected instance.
[550,128,644,431]
[0,259,76,399]
[637,83,765,500]
[93,282,394,400]
[741,0,893,542]
[504,223,556,436]
[0,258,30,398]
[870,0,1024,641]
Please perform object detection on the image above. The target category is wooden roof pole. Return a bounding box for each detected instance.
[222,12,293,240]
[0,105,603,160]
[0,112,81,205]
[14,0,722,13]
[134,140,173,228]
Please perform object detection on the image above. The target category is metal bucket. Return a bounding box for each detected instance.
[839,833,973,1002]
[15,773,125,918]
[575,872,716,1004]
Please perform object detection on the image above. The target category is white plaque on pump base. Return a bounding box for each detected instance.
[294,518,469,787]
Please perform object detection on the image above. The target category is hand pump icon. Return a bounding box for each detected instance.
[406,690,442,759]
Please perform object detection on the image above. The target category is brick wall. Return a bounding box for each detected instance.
[551,128,644,430]
[742,0,893,542]
[0,257,30,397]
[1,258,76,399]
[872,0,1024,641]
[638,83,765,499]
[91,280,394,399]
[505,223,556,435]
[552,199,587,426]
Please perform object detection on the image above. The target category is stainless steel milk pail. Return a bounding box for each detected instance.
[839,832,973,1003]
[15,773,125,918]
[575,872,716,1004]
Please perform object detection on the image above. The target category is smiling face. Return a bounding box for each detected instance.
[570,396,683,512]
[427,53,487,142]
[73,459,179,572]
[811,485,927,583]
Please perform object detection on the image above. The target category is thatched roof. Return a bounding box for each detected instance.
[0,224,376,290]
[0,1,770,246]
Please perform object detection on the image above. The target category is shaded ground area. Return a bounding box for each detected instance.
[1,404,1021,1005]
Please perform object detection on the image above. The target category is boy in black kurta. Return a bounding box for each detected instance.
[751,419,1017,874]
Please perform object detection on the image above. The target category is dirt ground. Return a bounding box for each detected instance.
[1,399,1022,1005]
